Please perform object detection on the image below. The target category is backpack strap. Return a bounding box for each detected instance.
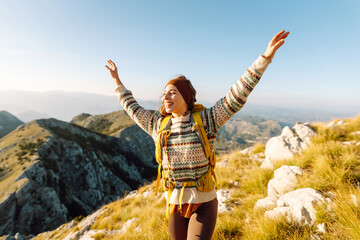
[191,112,213,166]
[155,115,172,196]
[192,112,217,184]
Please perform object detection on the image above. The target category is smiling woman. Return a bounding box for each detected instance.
[106,30,289,240]
[160,75,197,118]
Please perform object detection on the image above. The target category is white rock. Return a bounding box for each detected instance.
[125,190,138,200]
[229,180,240,187]
[326,121,336,128]
[293,123,316,145]
[63,208,105,240]
[260,136,294,169]
[218,159,230,168]
[265,188,325,225]
[254,196,277,210]
[78,208,105,229]
[267,166,303,199]
[282,126,296,139]
[316,223,326,234]
[119,218,138,234]
[337,120,344,125]
[327,120,345,128]
[142,189,153,198]
[239,147,254,155]
[255,166,302,210]
[253,153,265,163]
[261,124,315,169]
[217,189,233,213]
[78,230,106,240]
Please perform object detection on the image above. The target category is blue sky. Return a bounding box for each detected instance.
[0,0,359,111]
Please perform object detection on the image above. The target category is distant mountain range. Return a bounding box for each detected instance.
[1,90,358,125]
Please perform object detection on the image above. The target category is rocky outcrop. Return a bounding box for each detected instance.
[255,165,303,210]
[63,208,105,240]
[0,110,24,139]
[264,188,326,225]
[255,166,327,226]
[217,189,234,213]
[0,117,156,236]
[255,123,327,227]
[260,122,316,169]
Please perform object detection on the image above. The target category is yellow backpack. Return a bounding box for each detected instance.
[154,104,217,218]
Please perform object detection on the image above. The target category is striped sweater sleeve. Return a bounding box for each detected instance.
[117,90,162,139]
[201,55,271,133]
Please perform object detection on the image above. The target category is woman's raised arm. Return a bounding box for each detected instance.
[200,30,289,133]
[105,59,161,140]
[263,30,290,61]
[105,60,127,91]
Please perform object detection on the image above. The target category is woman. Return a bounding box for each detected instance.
[106,30,289,240]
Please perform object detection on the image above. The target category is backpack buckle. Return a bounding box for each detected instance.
[165,180,171,188]
[196,180,202,188]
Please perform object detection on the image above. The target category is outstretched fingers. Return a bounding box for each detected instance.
[273,39,285,50]
[106,60,117,71]
[274,30,286,40]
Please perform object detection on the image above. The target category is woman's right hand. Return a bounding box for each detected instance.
[105,60,122,86]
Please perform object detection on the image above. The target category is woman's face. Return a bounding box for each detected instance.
[162,84,188,117]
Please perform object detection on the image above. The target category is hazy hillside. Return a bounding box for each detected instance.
[70,111,136,136]
[25,115,360,240]
[0,117,156,237]
[0,111,24,139]
[217,115,283,153]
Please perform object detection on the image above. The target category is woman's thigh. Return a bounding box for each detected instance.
[187,198,218,240]
[168,211,189,240]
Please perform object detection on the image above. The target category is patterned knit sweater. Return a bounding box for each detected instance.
[116,55,271,204]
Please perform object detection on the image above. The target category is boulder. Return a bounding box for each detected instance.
[261,123,316,169]
[255,165,303,210]
[293,122,316,145]
[264,188,325,225]
[217,189,233,213]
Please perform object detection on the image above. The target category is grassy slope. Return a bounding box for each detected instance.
[0,121,50,201]
[33,116,360,239]
[71,110,136,136]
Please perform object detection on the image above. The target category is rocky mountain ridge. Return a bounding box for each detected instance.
[0,116,156,237]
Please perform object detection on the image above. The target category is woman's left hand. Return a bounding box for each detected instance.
[263,30,290,61]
